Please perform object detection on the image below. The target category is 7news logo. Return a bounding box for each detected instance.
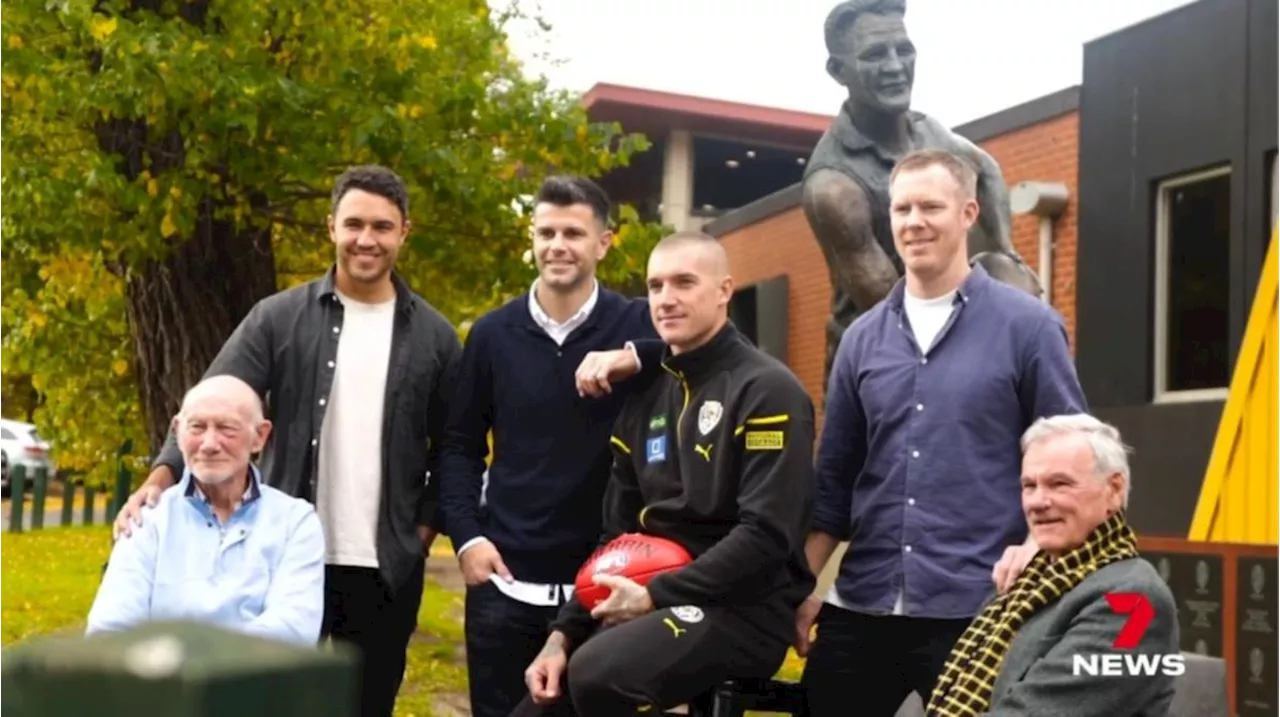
[1071,593,1186,677]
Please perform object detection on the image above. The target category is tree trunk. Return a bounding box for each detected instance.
[0,373,42,424]
[124,200,278,456]
[90,0,268,459]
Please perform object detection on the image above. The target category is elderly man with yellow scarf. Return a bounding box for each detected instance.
[927,414,1180,717]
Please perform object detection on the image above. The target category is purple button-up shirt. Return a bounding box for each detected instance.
[814,265,1087,620]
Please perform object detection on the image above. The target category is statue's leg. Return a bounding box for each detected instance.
[801,170,900,313]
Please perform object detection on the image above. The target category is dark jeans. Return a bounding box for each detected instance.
[799,605,970,717]
[322,562,424,717]
[465,581,576,717]
[512,602,791,716]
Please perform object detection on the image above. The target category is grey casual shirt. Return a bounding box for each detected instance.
[153,266,461,592]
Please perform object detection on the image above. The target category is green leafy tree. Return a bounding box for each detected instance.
[2,0,663,487]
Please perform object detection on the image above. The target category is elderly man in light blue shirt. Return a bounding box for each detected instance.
[86,375,325,646]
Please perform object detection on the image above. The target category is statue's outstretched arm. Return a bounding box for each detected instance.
[802,169,900,312]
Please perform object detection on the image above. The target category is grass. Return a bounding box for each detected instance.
[1,526,471,717]
[1,525,113,645]
[0,527,804,716]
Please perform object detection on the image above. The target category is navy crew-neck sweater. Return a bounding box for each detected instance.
[437,288,661,584]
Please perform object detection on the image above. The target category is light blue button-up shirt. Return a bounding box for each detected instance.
[86,467,326,646]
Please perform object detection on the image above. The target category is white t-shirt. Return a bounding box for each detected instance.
[903,288,957,355]
[314,290,396,568]
[827,288,957,616]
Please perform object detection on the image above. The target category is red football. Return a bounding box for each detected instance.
[574,533,693,610]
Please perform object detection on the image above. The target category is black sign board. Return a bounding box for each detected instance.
[1144,552,1224,656]
[1236,557,1277,716]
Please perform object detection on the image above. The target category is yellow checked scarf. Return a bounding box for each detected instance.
[926,512,1140,717]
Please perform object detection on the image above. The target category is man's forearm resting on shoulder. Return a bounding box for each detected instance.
[628,338,665,371]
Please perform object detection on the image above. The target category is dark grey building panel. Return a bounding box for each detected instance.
[1077,0,1276,536]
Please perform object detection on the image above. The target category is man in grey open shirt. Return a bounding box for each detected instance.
[795,148,1088,717]
[111,165,461,717]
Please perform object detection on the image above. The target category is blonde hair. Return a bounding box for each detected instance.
[889,148,978,199]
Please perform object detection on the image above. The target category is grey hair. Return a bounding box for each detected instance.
[1021,413,1132,508]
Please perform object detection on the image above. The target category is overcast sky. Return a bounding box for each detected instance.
[504,0,1199,128]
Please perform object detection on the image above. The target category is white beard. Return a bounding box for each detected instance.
[192,467,243,487]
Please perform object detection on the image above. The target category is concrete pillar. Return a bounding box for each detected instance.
[661,130,694,231]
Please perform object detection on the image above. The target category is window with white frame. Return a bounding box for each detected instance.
[1153,166,1232,402]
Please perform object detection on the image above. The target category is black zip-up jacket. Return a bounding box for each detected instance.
[152,267,462,593]
[550,323,817,646]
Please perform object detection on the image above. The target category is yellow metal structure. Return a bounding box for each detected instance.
[1189,227,1279,544]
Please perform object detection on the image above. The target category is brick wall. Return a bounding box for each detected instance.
[718,111,1079,412]
[980,112,1080,346]
[721,208,833,412]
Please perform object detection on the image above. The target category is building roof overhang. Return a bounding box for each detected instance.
[583,82,831,150]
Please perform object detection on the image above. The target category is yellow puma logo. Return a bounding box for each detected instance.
[663,617,687,638]
[694,444,713,461]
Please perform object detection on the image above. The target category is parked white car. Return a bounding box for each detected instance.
[1,419,56,495]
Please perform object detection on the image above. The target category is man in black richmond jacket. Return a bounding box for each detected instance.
[519,230,817,716]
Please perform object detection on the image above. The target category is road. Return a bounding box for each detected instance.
[1,498,110,532]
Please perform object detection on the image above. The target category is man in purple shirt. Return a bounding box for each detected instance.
[795,148,1087,717]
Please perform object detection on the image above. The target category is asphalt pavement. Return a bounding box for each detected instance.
[1,498,110,532]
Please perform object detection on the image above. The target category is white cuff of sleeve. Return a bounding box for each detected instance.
[624,341,642,371]
[457,536,491,556]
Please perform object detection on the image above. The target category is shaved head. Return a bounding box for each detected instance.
[651,231,730,277]
[174,375,271,487]
[646,230,734,354]
[179,375,265,425]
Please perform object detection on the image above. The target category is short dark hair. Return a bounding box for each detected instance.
[889,148,978,198]
[824,0,907,57]
[331,165,410,221]
[533,175,611,228]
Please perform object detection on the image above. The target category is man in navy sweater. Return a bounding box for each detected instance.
[437,175,661,717]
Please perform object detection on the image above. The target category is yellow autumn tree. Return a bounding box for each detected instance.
[1,0,664,487]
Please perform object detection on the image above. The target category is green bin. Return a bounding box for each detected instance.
[2,621,358,716]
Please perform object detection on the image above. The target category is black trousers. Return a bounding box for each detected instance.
[465,581,576,717]
[799,604,970,717]
[322,562,424,717]
[513,602,791,716]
